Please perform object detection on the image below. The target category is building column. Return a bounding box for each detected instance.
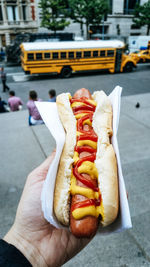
[113,0,124,14]
[0,36,2,47]
[5,32,10,45]
[1,0,7,22]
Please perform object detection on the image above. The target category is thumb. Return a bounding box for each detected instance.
[37,149,56,173]
[28,149,56,182]
[36,149,56,171]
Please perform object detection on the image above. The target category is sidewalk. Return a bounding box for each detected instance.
[0,93,150,267]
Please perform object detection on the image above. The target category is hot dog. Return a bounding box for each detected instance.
[54,88,119,238]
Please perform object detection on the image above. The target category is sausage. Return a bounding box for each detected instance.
[70,170,98,238]
[73,88,92,99]
[70,89,98,238]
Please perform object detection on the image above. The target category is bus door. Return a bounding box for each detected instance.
[115,49,122,72]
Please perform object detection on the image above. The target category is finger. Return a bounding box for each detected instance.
[28,149,56,181]
[36,149,56,173]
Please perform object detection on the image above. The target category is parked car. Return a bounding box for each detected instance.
[130,49,150,63]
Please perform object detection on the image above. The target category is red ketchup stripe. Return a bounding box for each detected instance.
[70,97,96,108]
[74,145,96,154]
[71,198,101,212]
[74,110,93,116]
[73,166,99,192]
[77,134,98,142]
[75,154,96,168]
[73,105,95,113]
[77,113,93,132]
[70,97,100,210]
[71,199,95,212]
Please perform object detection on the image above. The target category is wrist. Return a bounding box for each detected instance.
[4,225,47,267]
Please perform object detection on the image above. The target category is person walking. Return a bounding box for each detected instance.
[8,91,23,111]
[0,67,10,92]
[27,90,43,126]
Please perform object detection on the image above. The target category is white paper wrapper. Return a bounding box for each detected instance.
[36,86,132,234]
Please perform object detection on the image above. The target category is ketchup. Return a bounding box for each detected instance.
[71,197,101,212]
[70,97,101,211]
[77,134,98,142]
[71,199,95,212]
[74,145,96,154]
[70,97,96,109]
[74,110,93,116]
[72,105,95,113]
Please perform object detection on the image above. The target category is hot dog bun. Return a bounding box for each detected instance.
[54,93,76,225]
[54,89,119,233]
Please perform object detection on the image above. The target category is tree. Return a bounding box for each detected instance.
[38,0,70,33]
[68,0,109,39]
[133,0,150,35]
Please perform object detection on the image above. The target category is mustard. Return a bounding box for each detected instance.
[73,151,79,163]
[70,176,95,199]
[77,140,97,149]
[72,204,104,220]
[96,204,104,221]
[86,99,97,106]
[71,175,99,199]
[76,131,83,136]
[69,95,104,221]
[78,161,98,179]
[71,102,86,108]
[83,119,92,126]
[72,205,97,220]
[75,113,89,119]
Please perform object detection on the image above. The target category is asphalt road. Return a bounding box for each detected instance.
[0,63,150,107]
[0,63,150,266]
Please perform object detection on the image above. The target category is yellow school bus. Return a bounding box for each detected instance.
[20,40,137,78]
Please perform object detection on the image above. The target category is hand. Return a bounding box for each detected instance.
[4,151,91,267]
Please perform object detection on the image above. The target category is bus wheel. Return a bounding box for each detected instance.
[60,67,72,78]
[123,62,133,72]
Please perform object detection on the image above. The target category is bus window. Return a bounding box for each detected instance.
[52,52,59,59]
[84,51,91,58]
[76,51,82,58]
[27,53,34,61]
[107,50,114,57]
[61,52,66,59]
[93,50,99,57]
[36,53,42,60]
[44,52,51,59]
[100,51,105,57]
[69,52,74,59]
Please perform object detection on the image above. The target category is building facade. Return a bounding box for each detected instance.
[0,0,38,47]
[106,0,148,38]
[1,0,148,48]
[63,0,149,39]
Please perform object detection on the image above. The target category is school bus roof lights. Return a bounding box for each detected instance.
[21,40,125,51]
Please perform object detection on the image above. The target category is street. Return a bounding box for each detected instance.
[0,62,150,266]
[0,63,150,106]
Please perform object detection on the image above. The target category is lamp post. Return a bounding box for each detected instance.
[102,15,104,40]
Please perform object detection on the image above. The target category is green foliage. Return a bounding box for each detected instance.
[38,0,70,32]
[133,0,150,35]
[68,0,109,38]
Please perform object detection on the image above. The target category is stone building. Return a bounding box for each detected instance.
[0,0,38,47]
[64,0,149,39]
[1,0,148,47]
[106,0,148,38]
